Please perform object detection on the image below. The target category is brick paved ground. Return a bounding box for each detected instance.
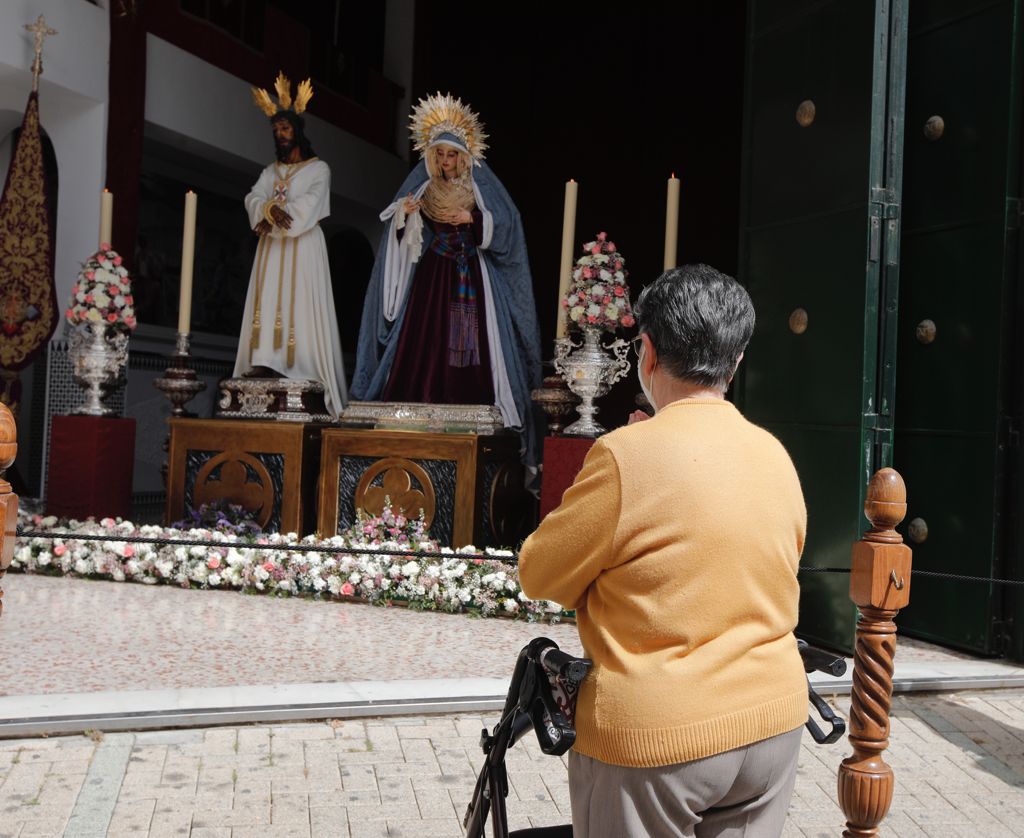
[1,689,1022,837]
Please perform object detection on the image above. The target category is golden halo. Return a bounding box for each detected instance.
[410,92,488,163]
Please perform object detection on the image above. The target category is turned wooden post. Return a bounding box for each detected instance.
[837,468,913,836]
[0,402,18,618]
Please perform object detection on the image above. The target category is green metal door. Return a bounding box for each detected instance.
[894,0,1023,656]
[737,0,908,651]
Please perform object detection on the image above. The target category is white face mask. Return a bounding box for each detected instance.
[638,345,657,413]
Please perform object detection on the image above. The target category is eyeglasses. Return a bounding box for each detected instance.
[631,335,644,358]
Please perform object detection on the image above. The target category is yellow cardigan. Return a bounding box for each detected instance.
[519,399,808,768]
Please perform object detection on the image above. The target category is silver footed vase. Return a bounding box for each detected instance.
[554,327,631,437]
[69,322,129,416]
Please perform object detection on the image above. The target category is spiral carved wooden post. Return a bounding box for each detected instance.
[0,402,18,618]
[837,468,913,836]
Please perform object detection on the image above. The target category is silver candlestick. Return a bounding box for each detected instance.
[152,332,206,418]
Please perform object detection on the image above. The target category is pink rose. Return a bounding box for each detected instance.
[108,284,119,295]
[597,232,607,241]
[100,242,111,252]
[106,313,117,323]
[54,544,66,557]
[101,517,115,529]
[621,315,635,327]
[123,545,134,558]
[207,556,221,569]
[607,243,616,252]
[124,316,136,328]
[614,286,624,297]
[340,582,355,596]
[590,245,601,255]
[85,294,94,303]
[113,255,123,266]
[65,308,74,319]
[262,561,275,573]
[124,295,134,305]
[587,315,597,324]
[603,296,611,304]
[85,271,95,280]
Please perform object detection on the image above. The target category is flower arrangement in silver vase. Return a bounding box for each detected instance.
[555,233,635,436]
[65,244,136,416]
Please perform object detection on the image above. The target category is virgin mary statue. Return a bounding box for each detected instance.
[351,94,543,477]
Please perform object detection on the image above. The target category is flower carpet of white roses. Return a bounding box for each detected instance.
[11,514,567,621]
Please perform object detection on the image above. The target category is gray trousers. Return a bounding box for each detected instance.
[568,727,803,838]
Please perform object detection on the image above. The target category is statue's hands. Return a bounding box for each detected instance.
[270,204,293,230]
[402,194,421,215]
[255,219,272,236]
[442,208,473,225]
[627,409,653,425]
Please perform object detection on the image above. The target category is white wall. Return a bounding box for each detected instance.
[144,36,409,245]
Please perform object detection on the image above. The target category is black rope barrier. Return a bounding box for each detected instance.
[14,528,521,565]
[15,529,1024,586]
[794,564,1024,586]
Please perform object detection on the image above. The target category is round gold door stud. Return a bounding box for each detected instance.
[908,517,928,544]
[796,99,816,127]
[916,319,937,344]
[788,308,809,334]
[923,115,945,141]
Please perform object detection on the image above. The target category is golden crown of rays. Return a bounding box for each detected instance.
[251,72,314,117]
[410,93,488,162]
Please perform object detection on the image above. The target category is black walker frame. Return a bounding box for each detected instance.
[462,637,848,838]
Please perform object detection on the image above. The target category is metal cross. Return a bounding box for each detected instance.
[24,15,58,93]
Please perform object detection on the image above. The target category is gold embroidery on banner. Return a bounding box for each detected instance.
[0,94,57,369]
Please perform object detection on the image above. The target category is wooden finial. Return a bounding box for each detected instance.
[24,15,58,93]
[863,467,906,544]
[0,402,16,493]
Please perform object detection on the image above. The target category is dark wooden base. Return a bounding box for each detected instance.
[48,415,136,521]
[539,436,596,520]
[166,418,325,534]
[317,429,534,548]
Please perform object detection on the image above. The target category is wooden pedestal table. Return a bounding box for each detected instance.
[0,403,18,618]
[317,429,533,549]
[166,418,325,535]
[838,468,913,837]
[47,415,136,520]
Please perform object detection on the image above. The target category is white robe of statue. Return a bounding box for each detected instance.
[233,158,347,418]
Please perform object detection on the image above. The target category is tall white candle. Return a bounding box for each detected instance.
[556,179,578,339]
[178,191,197,335]
[664,174,680,271]
[99,188,113,249]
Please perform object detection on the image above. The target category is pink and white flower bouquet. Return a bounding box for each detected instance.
[65,244,137,331]
[563,232,635,333]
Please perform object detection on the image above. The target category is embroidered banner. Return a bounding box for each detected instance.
[0,92,58,377]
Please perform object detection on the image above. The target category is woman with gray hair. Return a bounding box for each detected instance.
[520,264,807,837]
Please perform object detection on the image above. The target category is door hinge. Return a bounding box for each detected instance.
[869,188,901,265]
[1007,197,1022,231]
[864,412,893,471]
[992,616,1014,655]
[1005,415,1021,449]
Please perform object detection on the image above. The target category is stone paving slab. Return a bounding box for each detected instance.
[0,575,583,696]
[1,689,1023,836]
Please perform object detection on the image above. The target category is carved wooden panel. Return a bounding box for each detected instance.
[167,418,324,535]
[318,429,534,548]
